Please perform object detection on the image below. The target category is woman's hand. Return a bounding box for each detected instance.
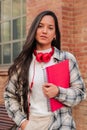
[20,120,29,130]
[42,83,59,98]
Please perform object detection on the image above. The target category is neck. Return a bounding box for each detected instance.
[36,44,52,51]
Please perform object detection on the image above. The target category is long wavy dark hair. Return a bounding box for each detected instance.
[8,10,61,119]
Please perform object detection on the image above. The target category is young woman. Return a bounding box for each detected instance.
[4,10,86,130]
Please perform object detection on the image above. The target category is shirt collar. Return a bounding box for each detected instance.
[53,47,63,61]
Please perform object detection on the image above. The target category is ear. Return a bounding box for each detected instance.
[53,36,56,40]
[54,35,56,39]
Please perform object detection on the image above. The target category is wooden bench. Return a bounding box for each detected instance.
[0,104,15,130]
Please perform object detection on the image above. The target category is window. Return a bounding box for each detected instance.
[0,0,26,66]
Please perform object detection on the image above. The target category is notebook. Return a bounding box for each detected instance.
[46,59,70,112]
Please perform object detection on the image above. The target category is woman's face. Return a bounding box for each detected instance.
[35,15,56,50]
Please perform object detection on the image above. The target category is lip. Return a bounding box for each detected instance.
[40,35,48,39]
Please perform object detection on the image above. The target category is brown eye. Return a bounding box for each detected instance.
[49,27,54,30]
[38,24,43,28]
[48,25,55,30]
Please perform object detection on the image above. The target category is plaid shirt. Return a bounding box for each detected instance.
[4,47,86,130]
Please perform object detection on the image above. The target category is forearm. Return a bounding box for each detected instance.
[55,82,86,107]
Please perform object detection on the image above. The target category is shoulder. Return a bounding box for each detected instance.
[54,47,77,62]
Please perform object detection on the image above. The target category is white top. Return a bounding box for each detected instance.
[29,48,55,116]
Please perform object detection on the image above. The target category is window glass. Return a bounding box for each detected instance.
[1,21,11,42]
[13,18,21,40]
[22,16,26,38]
[0,0,26,66]
[21,41,25,48]
[2,0,11,20]
[0,1,1,21]
[3,44,11,64]
[12,0,21,17]
[22,41,25,45]
[0,24,1,42]
[13,42,21,60]
[0,45,1,64]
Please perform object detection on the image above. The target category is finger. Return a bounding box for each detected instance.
[43,82,53,87]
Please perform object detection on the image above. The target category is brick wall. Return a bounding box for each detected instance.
[61,0,75,52]
[74,0,87,80]
[72,0,87,129]
[61,1,87,129]
[61,0,87,130]
[0,71,8,104]
[0,0,87,130]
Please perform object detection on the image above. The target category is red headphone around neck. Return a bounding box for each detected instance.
[34,47,54,63]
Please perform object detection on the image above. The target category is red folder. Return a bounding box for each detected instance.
[46,60,70,112]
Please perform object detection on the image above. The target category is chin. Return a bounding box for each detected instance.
[38,40,50,45]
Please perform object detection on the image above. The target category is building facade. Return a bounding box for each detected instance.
[0,0,87,130]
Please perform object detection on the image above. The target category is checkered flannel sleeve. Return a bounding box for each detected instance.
[55,54,86,107]
[4,76,27,126]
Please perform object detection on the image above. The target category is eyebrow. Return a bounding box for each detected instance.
[39,22,55,27]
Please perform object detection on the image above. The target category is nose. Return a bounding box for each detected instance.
[42,27,47,33]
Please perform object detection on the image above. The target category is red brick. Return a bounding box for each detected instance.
[0,0,87,130]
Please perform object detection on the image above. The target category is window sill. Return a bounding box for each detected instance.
[0,67,8,76]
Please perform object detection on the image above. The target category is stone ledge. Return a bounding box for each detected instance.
[0,68,8,76]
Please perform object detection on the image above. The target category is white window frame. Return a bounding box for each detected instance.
[0,0,26,69]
